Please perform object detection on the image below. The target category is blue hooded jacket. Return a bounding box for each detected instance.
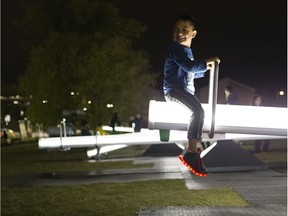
[163,42,207,94]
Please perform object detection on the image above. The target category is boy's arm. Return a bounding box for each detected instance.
[169,43,221,73]
[169,43,207,73]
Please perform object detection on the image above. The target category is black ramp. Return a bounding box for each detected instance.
[142,144,182,157]
[205,140,267,172]
[142,141,267,172]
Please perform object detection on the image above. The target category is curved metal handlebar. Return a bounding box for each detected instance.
[208,61,219,138]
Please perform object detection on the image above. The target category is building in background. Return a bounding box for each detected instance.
[198,77,256,105]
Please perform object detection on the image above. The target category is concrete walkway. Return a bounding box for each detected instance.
[137,157,287,216]
[137,142,287,215]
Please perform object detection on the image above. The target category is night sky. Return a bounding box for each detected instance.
[2,0,287,98]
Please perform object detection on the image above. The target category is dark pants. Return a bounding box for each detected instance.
[165,88,204,140]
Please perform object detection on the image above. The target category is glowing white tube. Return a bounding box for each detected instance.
[148,100,287,136]
[38,130,175,150]
[38,100,287,152]
[38,128,285,152]
[102,126,134,133]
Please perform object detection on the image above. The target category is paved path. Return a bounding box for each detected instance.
[137,157,287,216]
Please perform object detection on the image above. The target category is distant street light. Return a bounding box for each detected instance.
[279,90,285,96]
[107,104,113,108]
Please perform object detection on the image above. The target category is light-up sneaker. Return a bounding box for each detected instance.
[178,148,207,177]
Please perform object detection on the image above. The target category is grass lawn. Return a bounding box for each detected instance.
[0,140,253,215]
[1,180,247,216]
[1,142,152,177]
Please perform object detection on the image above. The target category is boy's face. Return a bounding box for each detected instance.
[173,20,197,47]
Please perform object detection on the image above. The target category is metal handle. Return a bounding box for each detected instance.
[59,119,67,138]
[208,61,219,138]
[59,119,67,149]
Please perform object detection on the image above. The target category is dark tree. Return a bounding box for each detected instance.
[18,0,155,127]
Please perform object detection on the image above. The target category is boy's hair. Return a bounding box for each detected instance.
[174,15,197,30]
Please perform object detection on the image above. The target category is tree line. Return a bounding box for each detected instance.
[16,0,156,128]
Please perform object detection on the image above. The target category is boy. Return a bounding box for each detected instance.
[163,15,220,176]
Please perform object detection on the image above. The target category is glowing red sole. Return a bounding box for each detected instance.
[178,155,207,177]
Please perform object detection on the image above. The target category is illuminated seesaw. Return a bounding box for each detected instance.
[148,61,287,141]
[38,61,287,158]
[38,128,192,158]
[148,100,288,140]
[38,102,287,158]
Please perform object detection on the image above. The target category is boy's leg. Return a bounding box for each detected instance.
[165,89,207,176]
[165,89,204,151]
[188,139,198,153]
